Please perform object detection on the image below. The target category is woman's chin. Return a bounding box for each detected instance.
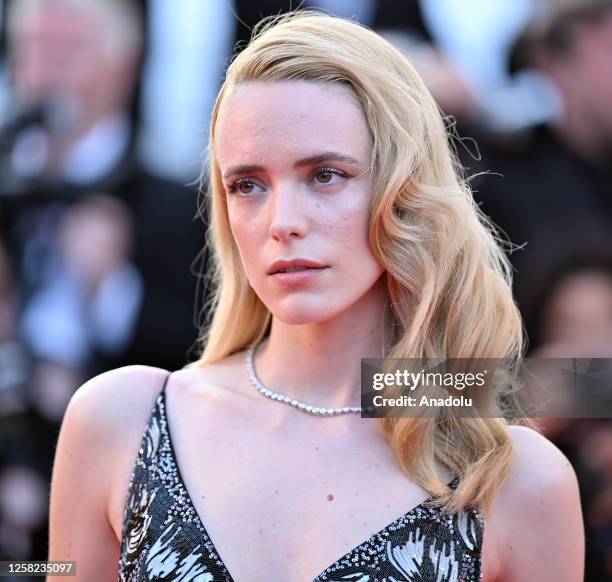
[271,303,335,326]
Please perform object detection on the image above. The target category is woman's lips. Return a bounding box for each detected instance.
[269,266,329,287]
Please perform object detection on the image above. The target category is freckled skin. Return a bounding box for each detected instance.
[214,81,385,326]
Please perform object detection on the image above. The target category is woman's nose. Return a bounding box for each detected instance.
[268,183,308,241]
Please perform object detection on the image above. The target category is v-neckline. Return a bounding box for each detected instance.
[159,381,458,581]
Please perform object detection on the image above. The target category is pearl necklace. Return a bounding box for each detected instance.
[245,340,373,416]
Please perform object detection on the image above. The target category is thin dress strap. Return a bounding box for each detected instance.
[160,370,172,397]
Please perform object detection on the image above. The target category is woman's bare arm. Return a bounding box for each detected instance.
[495,425,585,582]
[46,365,166,581]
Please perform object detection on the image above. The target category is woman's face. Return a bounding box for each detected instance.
[215,80,385,324]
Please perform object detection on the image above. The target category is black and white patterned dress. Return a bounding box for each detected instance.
[118,372,485,581]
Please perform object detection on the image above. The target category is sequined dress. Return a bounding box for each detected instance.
[118,372,485,581]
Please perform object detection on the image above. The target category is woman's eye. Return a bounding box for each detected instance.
[227,169,348,194]
[312,167,348,186]
[228,179,262,195]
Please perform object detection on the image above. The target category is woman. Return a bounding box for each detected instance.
[47,11,584,581]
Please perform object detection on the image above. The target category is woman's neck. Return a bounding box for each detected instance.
[253,277,393,412]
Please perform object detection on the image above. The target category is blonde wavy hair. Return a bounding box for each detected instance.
[187,10,534,515]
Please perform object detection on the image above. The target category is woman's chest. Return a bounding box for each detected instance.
[116,393,498,581]
[172,455,433,581]
[170,423,490,579]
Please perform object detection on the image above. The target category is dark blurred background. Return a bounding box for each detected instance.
[0,1,610,580]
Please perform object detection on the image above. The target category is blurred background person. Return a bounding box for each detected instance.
[0,0,211,567]
[469,0,612,301]
[1,0,206,374]
[19,194,143,418]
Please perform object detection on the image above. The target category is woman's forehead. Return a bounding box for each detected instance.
[214,80,372,166]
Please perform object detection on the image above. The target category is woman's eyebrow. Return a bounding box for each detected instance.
[222,164,264,180]
[293,152,362,168]
[222,152,363,180]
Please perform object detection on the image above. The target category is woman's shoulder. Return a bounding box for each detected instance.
[66,365,171,439]
[484,424,583,581]
[64,362,243,541]
[67,354,248,430]
[504,424,579,504]
[50,365,171,546]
